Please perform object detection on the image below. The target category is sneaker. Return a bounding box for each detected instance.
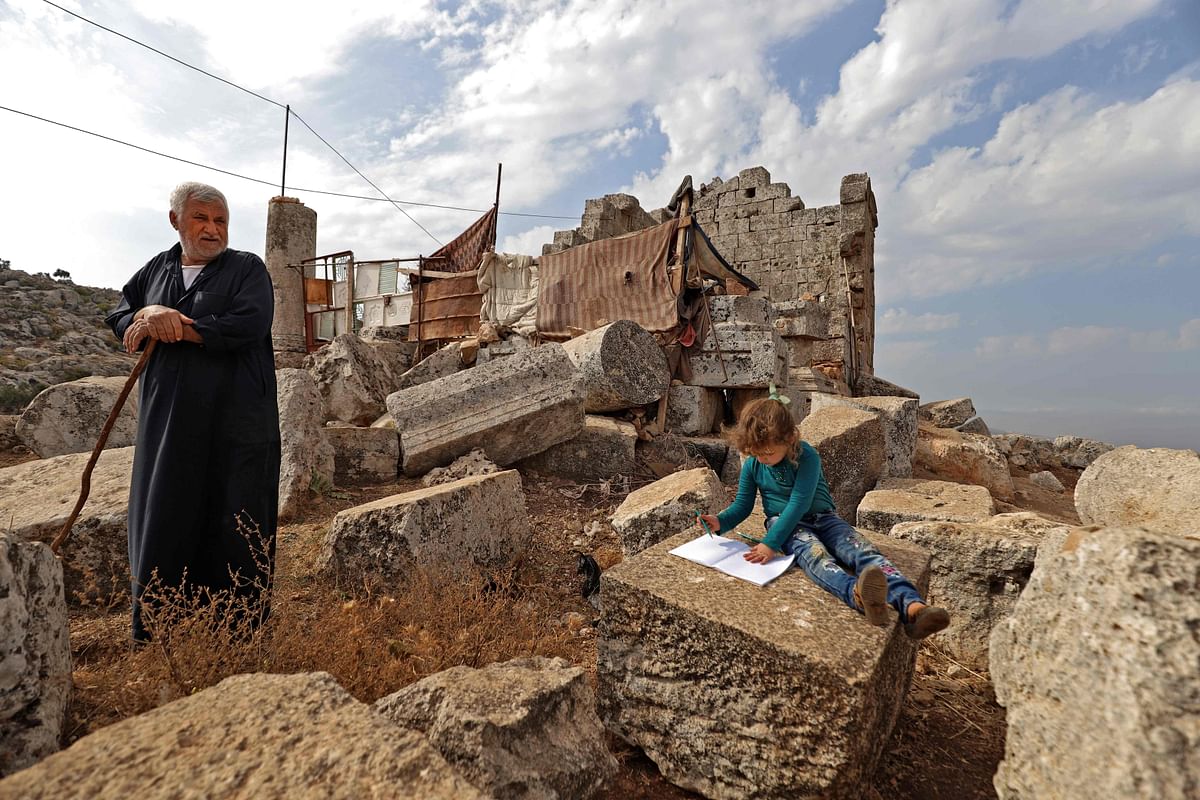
[855,565,889,626]
[904,606,950,640]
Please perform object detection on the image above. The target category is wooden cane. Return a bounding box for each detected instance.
[51,339,157,555]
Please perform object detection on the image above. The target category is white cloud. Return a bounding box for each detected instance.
[879,307,961,334]
[499,225,557,255]
[874,338,938,367]
[978,319,1200,358]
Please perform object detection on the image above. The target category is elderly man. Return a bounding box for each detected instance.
[106,181,280,642]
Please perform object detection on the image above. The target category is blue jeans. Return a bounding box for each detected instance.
[769,512,925,622]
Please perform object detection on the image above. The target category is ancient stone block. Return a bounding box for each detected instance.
[0,535,70,777]
[15,376,138,458]
[520,415,638,482]
[889,513,1066,668]
[376,657,617,800]
[277,368,335,519]
[839,173,870,205]
[737,166,771,188]
[914,423,1015,502]
[317,470,528,581]
[956,415,991,436]
[706,294,774,328]
[665,385,724,436]
[0,672,483,799]
[1074,446,1200,535]
[609,467,725,555]
[853,373,919,400]
[990,527,1200,800]
[688,326,787,389]
[304,333,395,425]
[385,343,584,476]
[810,394,918,478]
[324,425,398,484]
[0,447,132,603]
[393,341,466,392]
[919,397,977,429]
[857,478,996,534]
[561,320,669,413]
[598,529,929,799]
[799,406,885,524]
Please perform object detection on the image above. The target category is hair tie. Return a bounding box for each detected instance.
[767,382,791,406]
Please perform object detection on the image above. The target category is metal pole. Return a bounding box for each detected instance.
[492,162,502,249]
[281,104,290,196]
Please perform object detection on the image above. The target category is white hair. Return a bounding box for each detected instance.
[170,181,228,217]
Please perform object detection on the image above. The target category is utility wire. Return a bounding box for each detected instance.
[0,104,578,220]
[37,0,574,240]
[288,108,442,246]
[41,0,286,111]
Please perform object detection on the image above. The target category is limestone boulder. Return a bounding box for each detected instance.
[324,426,398,484]
[809,394,917,478]
[305,333,396,425]
[277,369,335,519]
[799,406,885,523]
[889,513,1067,668]
[1074,445,1200,535]
[318,470,528,581]
[990,527,1200,800]
[393,342,467,391]
[1053,435,1115,468]
[609,467,724,555]
[15,376,138,458]
[992,433,1056,470]
[0,535,71,777]
[955,415,990,436]
[561,320,669,412]
[0,672,483,800]
[422,448,502,488]
[386,343,584,476]
[688,323,787,389]
[0,447,132,602]
[856,478,996,534]
[1028,470,1064,492]
[521,416,637,482]
[665,385,724,436]
[376,657,617,800]
[919,397,976,429]
[598,529,930,799]
[914,422,1015,502]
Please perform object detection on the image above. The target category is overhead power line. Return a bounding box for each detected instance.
[0,104,577,221]
[37,0,579,238]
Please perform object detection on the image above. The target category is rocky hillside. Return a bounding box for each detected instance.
[0,267,135,412]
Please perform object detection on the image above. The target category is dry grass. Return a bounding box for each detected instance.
[66,479,596,744]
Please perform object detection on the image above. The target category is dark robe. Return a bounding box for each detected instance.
[106,243,280,641]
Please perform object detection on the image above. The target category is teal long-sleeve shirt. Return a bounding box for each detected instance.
[716,441,836,552]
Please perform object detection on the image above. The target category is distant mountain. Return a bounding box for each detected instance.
[0,266,135,412]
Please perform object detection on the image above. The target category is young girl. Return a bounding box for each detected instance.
[698,395,950,639]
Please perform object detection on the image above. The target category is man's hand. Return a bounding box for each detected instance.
[137,305,195,344]
[743,543,781,564]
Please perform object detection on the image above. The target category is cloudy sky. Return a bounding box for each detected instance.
[2,0,1198,449]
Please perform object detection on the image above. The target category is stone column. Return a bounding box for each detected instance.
[265,197,316,354]
[839,173,878,379]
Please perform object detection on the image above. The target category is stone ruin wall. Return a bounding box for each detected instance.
[542,167,878,393]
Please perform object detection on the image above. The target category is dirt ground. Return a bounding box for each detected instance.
[56,460,1024,800]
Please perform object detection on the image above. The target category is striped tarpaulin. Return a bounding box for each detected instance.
[536,218,679,338]
[428,206,498,274]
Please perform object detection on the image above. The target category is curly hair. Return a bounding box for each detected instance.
[727,397,798,461]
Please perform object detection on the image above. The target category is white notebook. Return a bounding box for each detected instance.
[669,534,795,587]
